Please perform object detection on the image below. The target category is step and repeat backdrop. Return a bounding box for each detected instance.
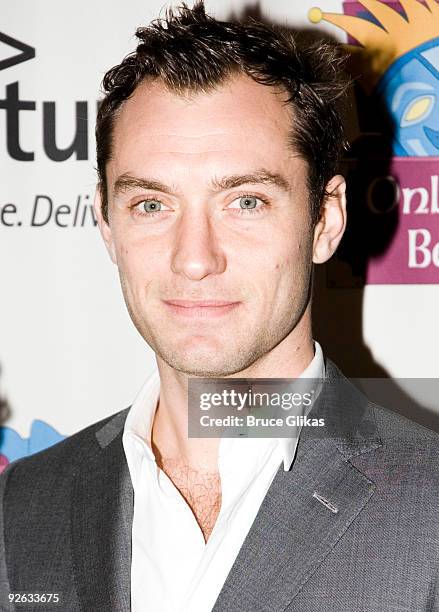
[1,0,438,470]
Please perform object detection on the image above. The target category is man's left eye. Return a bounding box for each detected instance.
[138,199,163,213]
[229,196,260,210]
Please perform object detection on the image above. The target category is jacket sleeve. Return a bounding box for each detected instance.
[0,463,17,612]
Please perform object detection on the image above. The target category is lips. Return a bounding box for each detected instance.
[162,299,241,318]
[163,299,239,308]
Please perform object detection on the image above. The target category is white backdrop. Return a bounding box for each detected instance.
[1,0,438,464]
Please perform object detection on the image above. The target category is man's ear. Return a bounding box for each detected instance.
[312,174,347,264]
[93,187,117,265]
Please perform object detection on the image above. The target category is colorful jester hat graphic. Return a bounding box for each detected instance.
[309,0,439,156]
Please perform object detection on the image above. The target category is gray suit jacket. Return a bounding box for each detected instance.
[1,359,439,612]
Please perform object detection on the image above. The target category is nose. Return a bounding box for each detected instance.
[170,208,227,280]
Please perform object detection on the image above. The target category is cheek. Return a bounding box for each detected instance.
[274,239,307,270]
[113,231,156,278]
[270,239,312,293]
[273,257,297,284]
[115,244,153,291]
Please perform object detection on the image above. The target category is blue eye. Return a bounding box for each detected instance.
[239,196,258,209]
[141,199,162,213]
[227,194,270,217]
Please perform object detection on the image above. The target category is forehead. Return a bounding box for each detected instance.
[108,75,297,181]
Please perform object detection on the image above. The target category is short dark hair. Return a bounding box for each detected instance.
[96,1,349,225]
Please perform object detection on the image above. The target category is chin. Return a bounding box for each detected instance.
[140,322,263,376]
[158,346,251,378]
[166,355,238,378]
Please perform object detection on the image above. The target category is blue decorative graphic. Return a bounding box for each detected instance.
[309,0,439,157]
[376,38,439,156]
[0,420,65,473]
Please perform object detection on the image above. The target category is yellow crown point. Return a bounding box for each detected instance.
[308,7,323,24]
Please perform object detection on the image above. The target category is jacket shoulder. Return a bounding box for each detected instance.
[349,400,439,501]
[372,400,439,447]
[326,359,439,448]
[0,407,130,492]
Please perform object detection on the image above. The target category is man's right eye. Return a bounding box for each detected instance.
[132,198,171,217]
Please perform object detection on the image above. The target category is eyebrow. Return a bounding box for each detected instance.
[113,174,176,196]
[113,169,291,196]
[210,170,291,192]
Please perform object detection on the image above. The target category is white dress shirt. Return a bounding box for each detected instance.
[123,341,325,612]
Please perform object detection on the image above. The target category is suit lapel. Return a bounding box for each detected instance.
[71,410,133,612]
[213,361,382,612]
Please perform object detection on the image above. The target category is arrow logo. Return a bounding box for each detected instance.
[0,31,35,71]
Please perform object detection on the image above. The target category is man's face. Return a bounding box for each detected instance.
[101,75,318,377]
